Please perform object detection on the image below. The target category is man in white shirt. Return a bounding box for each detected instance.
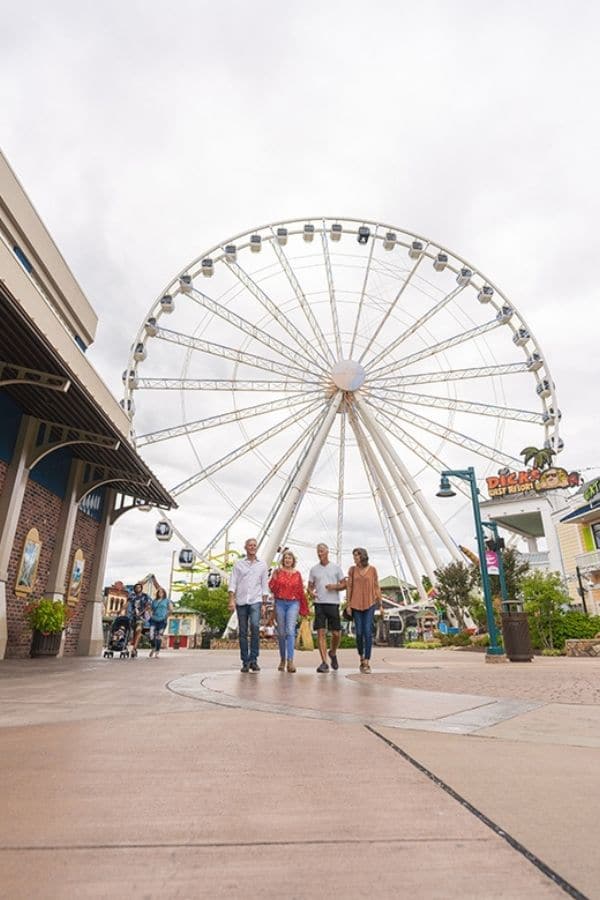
[307,542,346,673]
[228,538,269,673]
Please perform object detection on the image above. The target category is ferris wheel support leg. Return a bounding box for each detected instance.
[259,394,343,568]
[356,399,463,564]
[352,420,429,602]
[351,416,433,594]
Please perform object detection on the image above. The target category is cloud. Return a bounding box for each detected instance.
[3,1,599,588]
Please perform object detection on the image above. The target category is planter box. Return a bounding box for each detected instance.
[30,629,62,658]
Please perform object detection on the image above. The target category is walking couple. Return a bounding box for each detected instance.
[228,539,383,675]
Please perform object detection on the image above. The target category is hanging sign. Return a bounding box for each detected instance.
[486,467,580,498]
[485,549,499,575]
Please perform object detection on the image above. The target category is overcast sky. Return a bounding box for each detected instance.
[2,1,599,591]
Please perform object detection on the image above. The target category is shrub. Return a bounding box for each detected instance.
[24,598,71,634]
[404,640,441,650]
[540,648,563,656]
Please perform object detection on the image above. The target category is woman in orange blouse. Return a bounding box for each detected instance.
[347,547,383,673]
[268,550,307,673]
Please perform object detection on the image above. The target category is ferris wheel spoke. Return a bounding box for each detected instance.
[364,283,464,371]
[366,318,501,380]
[321,225,343,361]
[170,397,323,497]
[368,396,521,469]
[269,234,334,367]
[370,388,544,424]
[368,362,528,388]
[200,406,326,560]
[225,259,329,370]
[358,243,430,365]
[187,286,324,377]
[349,227,378,359]
[136,393,315,447]
[154,326,313,380]
[133,378,321,391]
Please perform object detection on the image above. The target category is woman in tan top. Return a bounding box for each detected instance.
[346,547,383,673]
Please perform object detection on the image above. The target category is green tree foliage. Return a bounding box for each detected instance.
[489,546,530,603]
[434,561,476,629]
[179,584,230,633]
[521,570,569,650]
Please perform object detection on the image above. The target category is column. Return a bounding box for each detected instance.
[77,489,114,656]
[0,415,38,659]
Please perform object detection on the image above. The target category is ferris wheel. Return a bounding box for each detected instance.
[123,217,561,601]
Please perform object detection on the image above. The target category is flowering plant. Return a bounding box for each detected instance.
[23,597,71,634]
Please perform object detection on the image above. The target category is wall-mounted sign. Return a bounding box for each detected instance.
[68,548,85,606]
[583,479,600,503]
[15,527,42,595]
[486,467,580,498]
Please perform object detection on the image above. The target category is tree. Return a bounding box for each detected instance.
[488,546,530,604]
[179,584,230,633]
[434,561,476,630]
[521,570,569,650]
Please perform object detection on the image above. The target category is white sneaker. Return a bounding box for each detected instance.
[154,652,160,658]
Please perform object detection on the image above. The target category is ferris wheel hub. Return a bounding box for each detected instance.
[331,359,366,391]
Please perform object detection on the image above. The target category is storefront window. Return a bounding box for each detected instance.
[592,522,600,550]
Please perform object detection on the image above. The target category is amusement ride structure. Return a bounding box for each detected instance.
[123,217,561,600]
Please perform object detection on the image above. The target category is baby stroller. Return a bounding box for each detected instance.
[103,615,132,658]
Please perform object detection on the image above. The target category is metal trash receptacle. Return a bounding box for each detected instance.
[501,612,533,662]
[200,631,212,650]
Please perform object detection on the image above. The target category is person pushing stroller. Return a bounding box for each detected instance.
[126,582,151,658]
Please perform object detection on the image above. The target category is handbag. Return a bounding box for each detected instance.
[342,605,353,622]
[343,568,354,621]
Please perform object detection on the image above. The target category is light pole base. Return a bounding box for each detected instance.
[485,652,507,663]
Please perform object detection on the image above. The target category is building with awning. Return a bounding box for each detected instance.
[0,151,175,658]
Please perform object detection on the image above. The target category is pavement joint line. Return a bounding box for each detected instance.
[365,725,588,900]
[0,837,491,852]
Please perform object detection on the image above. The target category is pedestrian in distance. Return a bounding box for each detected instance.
[307,543,346,673]
[228,538,269,673]
[269,549,308,673]
[346,547,383,673]
[126,582,151,658]
[149,587,173,658]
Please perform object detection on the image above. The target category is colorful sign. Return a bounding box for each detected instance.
[583,479,600,503]
[485,549,499,575]
[486,467,580,498]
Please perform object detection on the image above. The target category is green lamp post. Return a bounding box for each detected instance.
[437,468,504,657]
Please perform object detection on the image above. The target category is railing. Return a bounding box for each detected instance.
[575,549,600,572]
[518,551,550,569]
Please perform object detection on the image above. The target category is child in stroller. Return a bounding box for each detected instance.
[103,615,132,658]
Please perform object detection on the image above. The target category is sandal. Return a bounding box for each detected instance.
[278,659,285,672]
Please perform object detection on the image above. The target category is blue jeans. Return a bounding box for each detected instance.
[149,618,167,651]
[236,603,261,664]
[353,605,376,660]
[275,599,300,661]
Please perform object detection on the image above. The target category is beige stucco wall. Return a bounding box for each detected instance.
[0,151,97,346]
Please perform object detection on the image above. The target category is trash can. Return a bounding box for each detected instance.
[501,612,533,662]
[200,631,212,650]
[388,632,404,648]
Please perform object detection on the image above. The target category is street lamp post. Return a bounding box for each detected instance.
[437,468,504,657]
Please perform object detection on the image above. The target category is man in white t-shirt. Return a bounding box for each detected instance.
[307,542,347,673]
